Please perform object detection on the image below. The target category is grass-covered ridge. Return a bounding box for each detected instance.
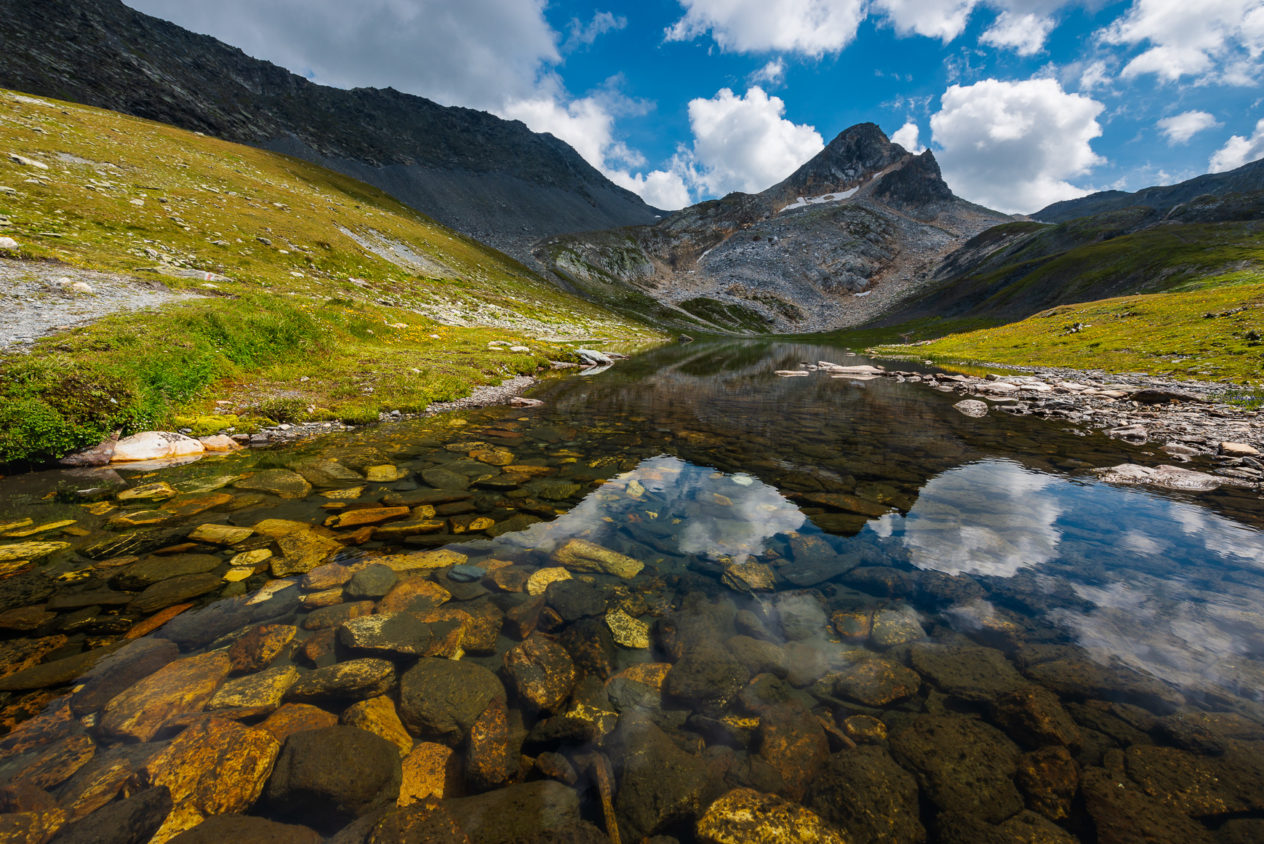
[0,89,662,464]
[872,270,1264,385]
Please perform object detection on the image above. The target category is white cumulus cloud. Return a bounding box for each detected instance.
[608,167,695,210]
[981,11,1056,55]
[874,0,980,41]
[685,86,825,195]
[891,121,926,152]
[1210,118,1264,171]
[667,0,1071,55]
[1157,110,1221,144]
[930,77,1105,213]
[665,0,868,55]
[1103,0,1264,84]
[750,58,788,87]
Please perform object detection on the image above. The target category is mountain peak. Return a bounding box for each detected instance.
[763,122,906,206]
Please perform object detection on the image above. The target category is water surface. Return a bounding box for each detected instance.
[1,340,1263,842]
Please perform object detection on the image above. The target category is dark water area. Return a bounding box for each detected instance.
[1,339,1263,842]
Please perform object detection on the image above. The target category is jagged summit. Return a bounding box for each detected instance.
[765,123,909,206]
[0,0,658,257]
[536,122,1009,334]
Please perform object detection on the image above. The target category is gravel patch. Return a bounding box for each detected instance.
[0,258,201,351]
[421,375,537,415]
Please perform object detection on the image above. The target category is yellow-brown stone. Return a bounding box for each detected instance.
[365,464,407,482]
[398,742,461,805]
[343,696,413,757]
[326,506,411,529]
[99,650,232,742]
[2,520,77,538]
[696,787,845,844]
[611,662,672,691]
[227,624,297,673]
[107,510,172,529]
[141,717,280,843]
[0,543,69,563]
[125,602,194,639]
[469,447,515,466]
[377,578,451,613]
[321,486,365,500]
[161,493,234,518]
[525,566,571,596]
[605,609,650,649]
[554,538,643,579]
[721,561,775,592]
[208,666,299,711]
[372,519,445,539]
[117,482,177,502]
[466,697,512,790]
[272,528,342,577]
[299,588,344,608]
[259,703,338,743]
[375,548,468,573]
[228,548,272,568]
[188,523,254,546]
[489,566,530,593]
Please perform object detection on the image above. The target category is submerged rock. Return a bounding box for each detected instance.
[889,714,1023,824]
[553,538,644,579]
[398,658,504,746]
[98,650,231,742]
[265,726,402,829]
[141,717,280,841]
[807,745,924,843]
[696,787,846,844]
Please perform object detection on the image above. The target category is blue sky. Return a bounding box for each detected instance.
[127,0,1264,212]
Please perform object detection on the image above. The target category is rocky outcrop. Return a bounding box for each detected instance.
[538,124,1010,333]
[0,0,657,258]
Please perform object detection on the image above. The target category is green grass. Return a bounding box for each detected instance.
[872,271,1264,385]
[0,88,663,464]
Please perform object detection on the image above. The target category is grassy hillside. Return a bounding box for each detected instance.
[0,89,661,464]
[872,269,1264,385]
[869,210,1264,332]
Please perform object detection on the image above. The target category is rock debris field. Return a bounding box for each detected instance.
[0,257,200,351]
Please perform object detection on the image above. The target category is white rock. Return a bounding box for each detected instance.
[70,281,94,294]
[8,153,48,170]
[510,345,531,353]
[954,399,989,418]
[774,370,810,377]
[819,362,884,375]
[577,348,613,366]
[199,434,241,452]
[0,236,18,251]
[111,431,205,463]
[1220,442,1261,457]
[1091,464,1250,492]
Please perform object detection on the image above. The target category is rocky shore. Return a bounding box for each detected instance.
[805,360,1264,489]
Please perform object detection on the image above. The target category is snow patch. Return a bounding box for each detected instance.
[778,187,858,213]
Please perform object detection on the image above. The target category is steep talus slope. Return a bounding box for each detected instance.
[0,0,658,257]
[1033,158,1264,222]
[538,124,1010,333]
[868,188,1264,332]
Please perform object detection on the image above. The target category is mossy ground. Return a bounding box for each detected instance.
[0,89,662,464]
[871,270,1264,385]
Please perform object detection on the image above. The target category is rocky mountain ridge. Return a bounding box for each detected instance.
[0,0,658,257]
[538,124,1010,333]
[1033,157,1264,223]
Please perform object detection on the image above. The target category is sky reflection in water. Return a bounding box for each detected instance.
[490,453,1264,703]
